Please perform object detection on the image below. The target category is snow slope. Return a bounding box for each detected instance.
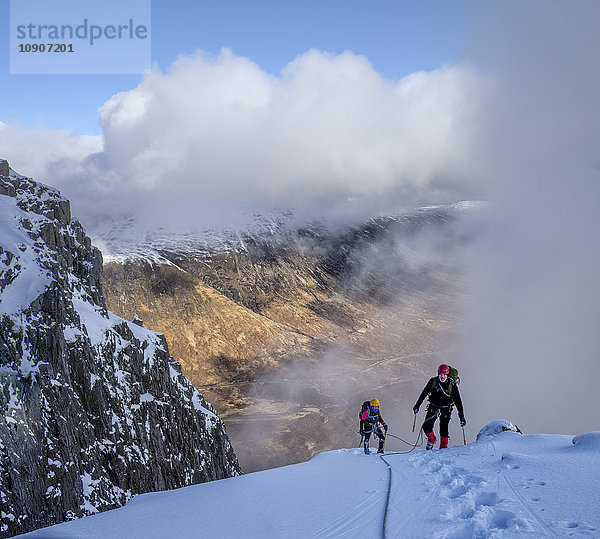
[23,423,600,538]
[0,175,56,317]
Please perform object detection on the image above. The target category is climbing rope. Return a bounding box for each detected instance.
[374,410,468,537]
[385,430,424,454]
[377,427,425,537]
[369,415,432,538]
[379,453,393,539]
[382,411,434,456]
[358,425,425,538]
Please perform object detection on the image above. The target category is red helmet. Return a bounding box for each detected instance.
[438,364,450,375]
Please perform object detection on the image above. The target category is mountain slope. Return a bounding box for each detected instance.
[99,204,479,472]
[0,160,240,536]
[23,423,600,538]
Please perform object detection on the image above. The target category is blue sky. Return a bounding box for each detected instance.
[0,0,597,236]
[1,0,468,135]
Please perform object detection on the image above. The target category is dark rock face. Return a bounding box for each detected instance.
[0,160,240,537]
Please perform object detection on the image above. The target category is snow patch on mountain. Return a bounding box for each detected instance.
[93,208,296,263]
[91,202,485,263]
[0,170,58,317]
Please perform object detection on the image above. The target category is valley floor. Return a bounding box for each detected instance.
[22,428,600,538]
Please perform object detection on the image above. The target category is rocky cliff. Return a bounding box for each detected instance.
[0,160,240,537]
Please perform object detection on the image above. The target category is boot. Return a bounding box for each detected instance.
[364,441,369,454]
[440,436,449,449]
[425,431,436,450]
[377,439,385,454]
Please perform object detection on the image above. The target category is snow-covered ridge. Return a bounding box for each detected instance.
[23,424,600,538]
[92,202,485,264]
[0,160,240,537]
[93,208,296,264]
[0,163,74,317]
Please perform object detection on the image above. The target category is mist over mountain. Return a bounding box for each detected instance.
[449,1,600,436]
[97,201,482,472]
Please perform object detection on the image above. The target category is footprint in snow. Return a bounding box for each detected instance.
[436,467,530,536]
[448,485,470,500]
[426,462,443,473]
[554,521,598,535]
[475,491,500,506]
[438,466,465,483]
[443,508,527,538]
[523,477,548,489]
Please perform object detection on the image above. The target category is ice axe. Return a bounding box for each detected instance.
[412,411,417,433]
[462,425,467,445]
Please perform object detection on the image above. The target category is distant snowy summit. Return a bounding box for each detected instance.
[90,200,485,265]
[0,160,240,537]
[92,209,294,264]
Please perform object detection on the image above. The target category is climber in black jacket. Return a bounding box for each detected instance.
[413,364,466,449]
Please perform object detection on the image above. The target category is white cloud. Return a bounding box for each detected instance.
[0,122,102,185]
[0,48,485,230]
[453,0,600,435]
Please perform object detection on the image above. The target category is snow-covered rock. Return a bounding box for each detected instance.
[476,419,522,439]
[572,431,600,450]
[0,160,240,537]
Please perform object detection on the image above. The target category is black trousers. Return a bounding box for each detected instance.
[364,427,385,447]
[422,406,452,438]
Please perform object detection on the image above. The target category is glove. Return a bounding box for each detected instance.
[383,424,388,432]
[413,405,420,414]
[459,414,466,427]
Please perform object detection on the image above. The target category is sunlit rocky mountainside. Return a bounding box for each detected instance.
[99,202,481,473]
[0,161,240,537]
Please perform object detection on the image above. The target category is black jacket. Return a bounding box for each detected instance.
[415,376,464,416]
[359,406,386,433]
